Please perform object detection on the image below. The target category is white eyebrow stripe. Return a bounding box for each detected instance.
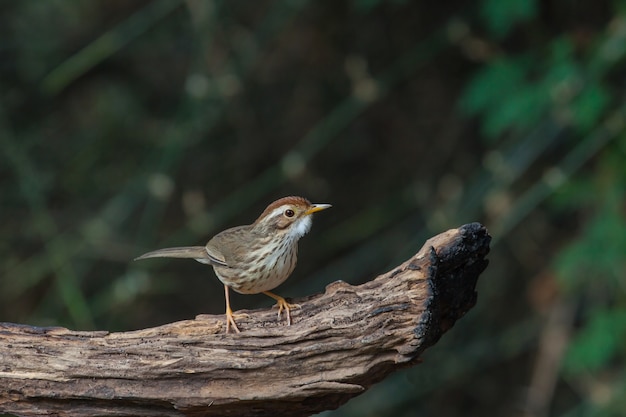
[266,206,289,220]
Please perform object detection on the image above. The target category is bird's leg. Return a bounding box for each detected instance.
[262,291,301,325]
[224,285,241,333]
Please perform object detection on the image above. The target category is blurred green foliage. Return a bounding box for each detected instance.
[481,0,538,39]
[459,0,626,415]
[1,0,625,416]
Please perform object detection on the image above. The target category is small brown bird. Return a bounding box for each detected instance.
[135,196,331,333]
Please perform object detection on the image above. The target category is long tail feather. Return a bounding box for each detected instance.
[134,246,208,261]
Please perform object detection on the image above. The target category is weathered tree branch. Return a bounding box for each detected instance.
[0,223,490,417]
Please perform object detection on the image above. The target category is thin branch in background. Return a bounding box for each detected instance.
[0,121,93,328]
[523,299,576,417]
[490,107,624,241]
[41,0,183,95]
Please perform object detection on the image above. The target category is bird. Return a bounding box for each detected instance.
[135,196,331,333]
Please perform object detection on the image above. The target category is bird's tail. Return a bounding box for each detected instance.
[134,246,208,262]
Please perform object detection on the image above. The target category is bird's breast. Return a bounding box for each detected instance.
[212,238,298,294]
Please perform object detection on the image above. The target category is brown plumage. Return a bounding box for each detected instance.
[135,196,331,333]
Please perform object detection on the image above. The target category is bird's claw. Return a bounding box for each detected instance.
[273,299,301,325]
[225,308,250,333]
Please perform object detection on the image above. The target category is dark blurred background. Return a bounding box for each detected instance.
[1,1,625,416]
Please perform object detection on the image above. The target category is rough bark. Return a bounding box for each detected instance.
[0,223,490,417]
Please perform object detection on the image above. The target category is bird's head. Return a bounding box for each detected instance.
[253,196,331,240]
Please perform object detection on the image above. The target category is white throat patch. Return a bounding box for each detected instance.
[290,215,312,240]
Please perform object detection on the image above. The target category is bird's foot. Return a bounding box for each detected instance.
[225,307,250,333]
[274,299,301,326]
[263,291,300,325]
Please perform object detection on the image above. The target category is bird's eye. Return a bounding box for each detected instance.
[284,209,295,217]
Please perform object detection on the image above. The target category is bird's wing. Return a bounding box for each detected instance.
[204,243,228,267]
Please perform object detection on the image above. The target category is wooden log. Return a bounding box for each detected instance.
[0,223,490,417]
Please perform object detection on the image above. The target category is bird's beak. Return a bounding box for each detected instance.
[305,203,332,215]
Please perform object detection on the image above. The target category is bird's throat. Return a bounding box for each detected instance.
[290,216,312,239]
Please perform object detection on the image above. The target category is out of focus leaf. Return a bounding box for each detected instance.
[482,83,548,138]
[352,0,407,12]
[352,0,381,12]
[460,56,555,139]
[460,59,526,116]
[480,0,538,38]
[564,308,626,373]
[461,61,528,141]
[554,202,626,291]
[570,83,611,132]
